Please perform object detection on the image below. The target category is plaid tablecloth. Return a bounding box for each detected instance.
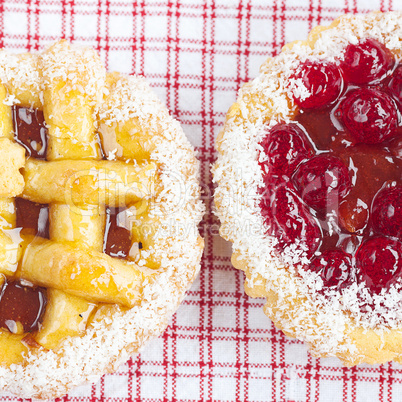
[0,1,401,401]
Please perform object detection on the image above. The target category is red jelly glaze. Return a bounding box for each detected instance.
[342,38,394,84]
[338,146,401,233]
[338,88,398,144]
[104,208,132,258]
[372,184,402,238]
[13,106,48,159]
[388,65,402,105]
[260,39,402,297]
[356,237,402,293]
[292,155,351,212]
[0,280,47,333]
[309,250,354,290]
[263,183,322,256]
[292,61,343,109]
[260,123,313,179]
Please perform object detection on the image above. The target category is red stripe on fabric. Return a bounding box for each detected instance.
[243,0,252,83]
[380,363,386,402]
[0,0,4,48]
[104,0,110,70]
[90,378,97,402]
[387,362,395,402]
[351,365,357,402]
[279,331,286,401]
[61,0,67,39]
[173,1,180,118]
[69,0,76,42]
[271,0,278,57]
[33,0,39,51]
[95,0,102,53]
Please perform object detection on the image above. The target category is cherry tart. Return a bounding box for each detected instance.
[0,41,204,399]
[213,12,402,365]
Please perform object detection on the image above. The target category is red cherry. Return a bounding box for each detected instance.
[292,61,343,109]
[292,155,351,212]
[261,183,322,256]
[308,250,354,290]
[356,237,402,293]
[388,64,402,104]
[339,197,369,234]
[260,123,313,178]
[338,88,398,144]
[342,38,394,84]
[372,185,402,238]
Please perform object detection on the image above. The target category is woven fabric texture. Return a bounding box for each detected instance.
[0,1,401,401]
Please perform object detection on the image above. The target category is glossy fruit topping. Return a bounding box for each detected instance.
[262,183,321,256]
[372,185,402,238]
[356,237,402,293]
[0,280,47,333]
[308,250,353,290]
[104,208,131,258]
[15,198,49,238]
[337,146,401,233]
[342,38,394,84]
[292,155,351,212]
[260,38,402,301]
[260,123,313,178]
[338,198,369,234]
[292,62,343,109]
[338,88,398,144]
[13,106,48,160]
[388,65,402,105]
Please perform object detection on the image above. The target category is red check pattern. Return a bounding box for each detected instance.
[0,1,401,401]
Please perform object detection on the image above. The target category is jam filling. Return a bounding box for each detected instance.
[15,198,49,238]
[260,38,402,299]
[0,280,46,333]
[104,208,132,258]
[13,106,48,159]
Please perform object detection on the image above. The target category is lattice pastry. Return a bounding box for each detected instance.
[0,40,204,398]
[213,12,402,365]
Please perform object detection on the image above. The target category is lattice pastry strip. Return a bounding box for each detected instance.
[41,41,102,160]
[29,42,153,348]
[0,81,30,361]
[0,84,23,276]
[35,206,101,349]
[32,43,104,349]
[23,159,156,205]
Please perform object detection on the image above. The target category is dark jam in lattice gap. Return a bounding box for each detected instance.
[104,208,132,258]
[13,106,48,159]
[0,280,46,333]
[0,198,50,334]
[259,38,402,296]
[0,108,48,335]
[0,107,52,335]
[15,198,49,239]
